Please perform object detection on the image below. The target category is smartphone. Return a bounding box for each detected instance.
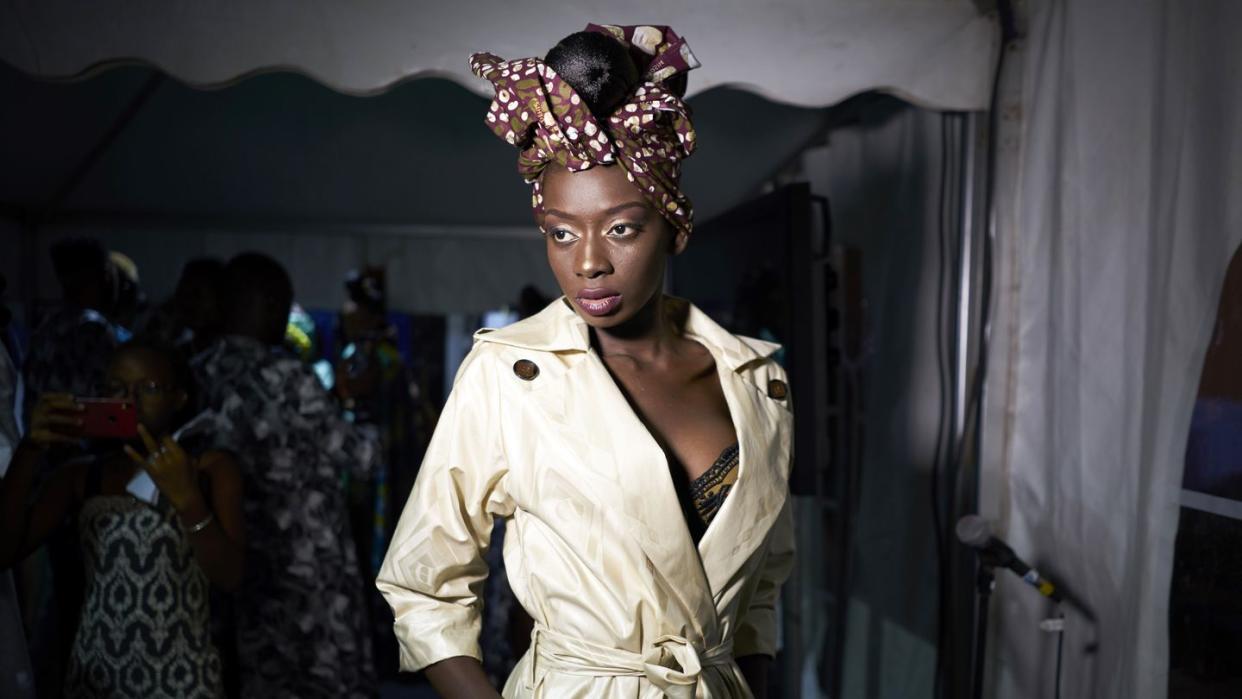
[78,398,138,440]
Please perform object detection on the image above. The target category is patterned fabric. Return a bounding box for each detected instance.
[469,24,700,236]
[690,443,740,527]
[65,494,222,698]
[22,306,130,421]
[191,336,377,698]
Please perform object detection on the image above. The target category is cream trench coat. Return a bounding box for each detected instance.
[377,298,796,699]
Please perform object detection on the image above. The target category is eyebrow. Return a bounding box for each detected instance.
[543,201,649,221]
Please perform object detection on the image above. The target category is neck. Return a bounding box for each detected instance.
[224,318,278,346]
[591,292,680,363]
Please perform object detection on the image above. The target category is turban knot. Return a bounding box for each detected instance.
[470,24,700,236]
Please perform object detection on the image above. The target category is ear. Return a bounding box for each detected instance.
[670,228,690,256]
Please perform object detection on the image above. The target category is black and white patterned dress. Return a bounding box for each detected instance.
[64,478,222,698]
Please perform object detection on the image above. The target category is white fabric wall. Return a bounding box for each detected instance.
[0,1,997,110]
[981,1,1242,697]
[18,224,556,315]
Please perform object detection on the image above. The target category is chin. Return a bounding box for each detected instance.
[577,310,629,328]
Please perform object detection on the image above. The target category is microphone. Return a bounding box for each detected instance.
[956,515,1062,603]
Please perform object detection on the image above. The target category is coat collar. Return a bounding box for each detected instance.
[475,296,782,374]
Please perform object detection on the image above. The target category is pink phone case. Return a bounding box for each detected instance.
[78,398,138,440]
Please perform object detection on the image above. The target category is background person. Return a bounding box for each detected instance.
[0,341,245,698]
[193,252,378,698]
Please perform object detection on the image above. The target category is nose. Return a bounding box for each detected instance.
[575,233,613,279]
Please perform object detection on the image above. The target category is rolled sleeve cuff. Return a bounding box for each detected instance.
[392,609,483,673]
[733,606,779,658]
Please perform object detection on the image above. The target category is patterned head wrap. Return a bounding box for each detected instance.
[470,24,701,236]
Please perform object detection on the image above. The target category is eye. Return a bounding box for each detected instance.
[547,228,579,244]
[608,223,639,237]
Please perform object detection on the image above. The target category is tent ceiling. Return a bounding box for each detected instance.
[1,60,830,227]
[0,1,997,110]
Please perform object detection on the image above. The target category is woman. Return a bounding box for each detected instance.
[377,25,795,698]
[0,341,245,698]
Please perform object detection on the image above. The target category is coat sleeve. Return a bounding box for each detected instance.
[734,495,796,658]
[376,345,511,672]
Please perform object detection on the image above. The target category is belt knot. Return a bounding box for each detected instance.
[529,625,733,698]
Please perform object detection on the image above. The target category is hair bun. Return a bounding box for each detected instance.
[544,31,639,120]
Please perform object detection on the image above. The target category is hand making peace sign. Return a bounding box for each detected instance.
[123,424,203,512]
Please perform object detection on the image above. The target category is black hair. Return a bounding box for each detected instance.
[50,238,109,296]
[109,340,198,430]
[545,32,640,120]
[344,267,386,316]
[222,254,291,314]
[221,253,294,340]
[174,258,226,300]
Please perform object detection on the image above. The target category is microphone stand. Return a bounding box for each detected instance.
[969,553,999,699]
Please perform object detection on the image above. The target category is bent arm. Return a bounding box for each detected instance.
[738,655,771,699]
[424,657,501,699]
[376,347,509,684]
[735,497,796,698]
[0,441,83,569]
[178,451,246,591]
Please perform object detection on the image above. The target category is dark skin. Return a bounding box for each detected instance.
[425,164,770,698]
[0,347,246,591]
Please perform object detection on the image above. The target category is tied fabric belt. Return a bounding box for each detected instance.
[528,625,734,698]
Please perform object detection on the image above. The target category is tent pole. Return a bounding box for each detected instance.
[20,72,164,327]
[37,72,165,227]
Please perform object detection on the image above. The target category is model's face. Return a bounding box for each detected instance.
[540,164,688,328]
[101,349,186,436]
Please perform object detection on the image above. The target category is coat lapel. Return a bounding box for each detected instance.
[697,365,792,595]
[476,298,791,630]
[681,305,793,598]
[577,349,721,633]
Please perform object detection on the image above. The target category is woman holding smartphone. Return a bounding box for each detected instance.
[0,341,244,698]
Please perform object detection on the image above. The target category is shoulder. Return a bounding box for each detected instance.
[198,449,243,488]
[721,331,790,406]
[472,300,588,354]
[450,338,523,391]
[456,302,586,386]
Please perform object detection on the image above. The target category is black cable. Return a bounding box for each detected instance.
[970,4,1010,502]
[956,11,1013,696]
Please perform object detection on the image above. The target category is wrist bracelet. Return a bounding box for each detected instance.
[185,513,215,534]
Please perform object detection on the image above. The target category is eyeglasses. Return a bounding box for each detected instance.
[97,380,176,399]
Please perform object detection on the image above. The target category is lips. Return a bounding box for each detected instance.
[575,288,622,317]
